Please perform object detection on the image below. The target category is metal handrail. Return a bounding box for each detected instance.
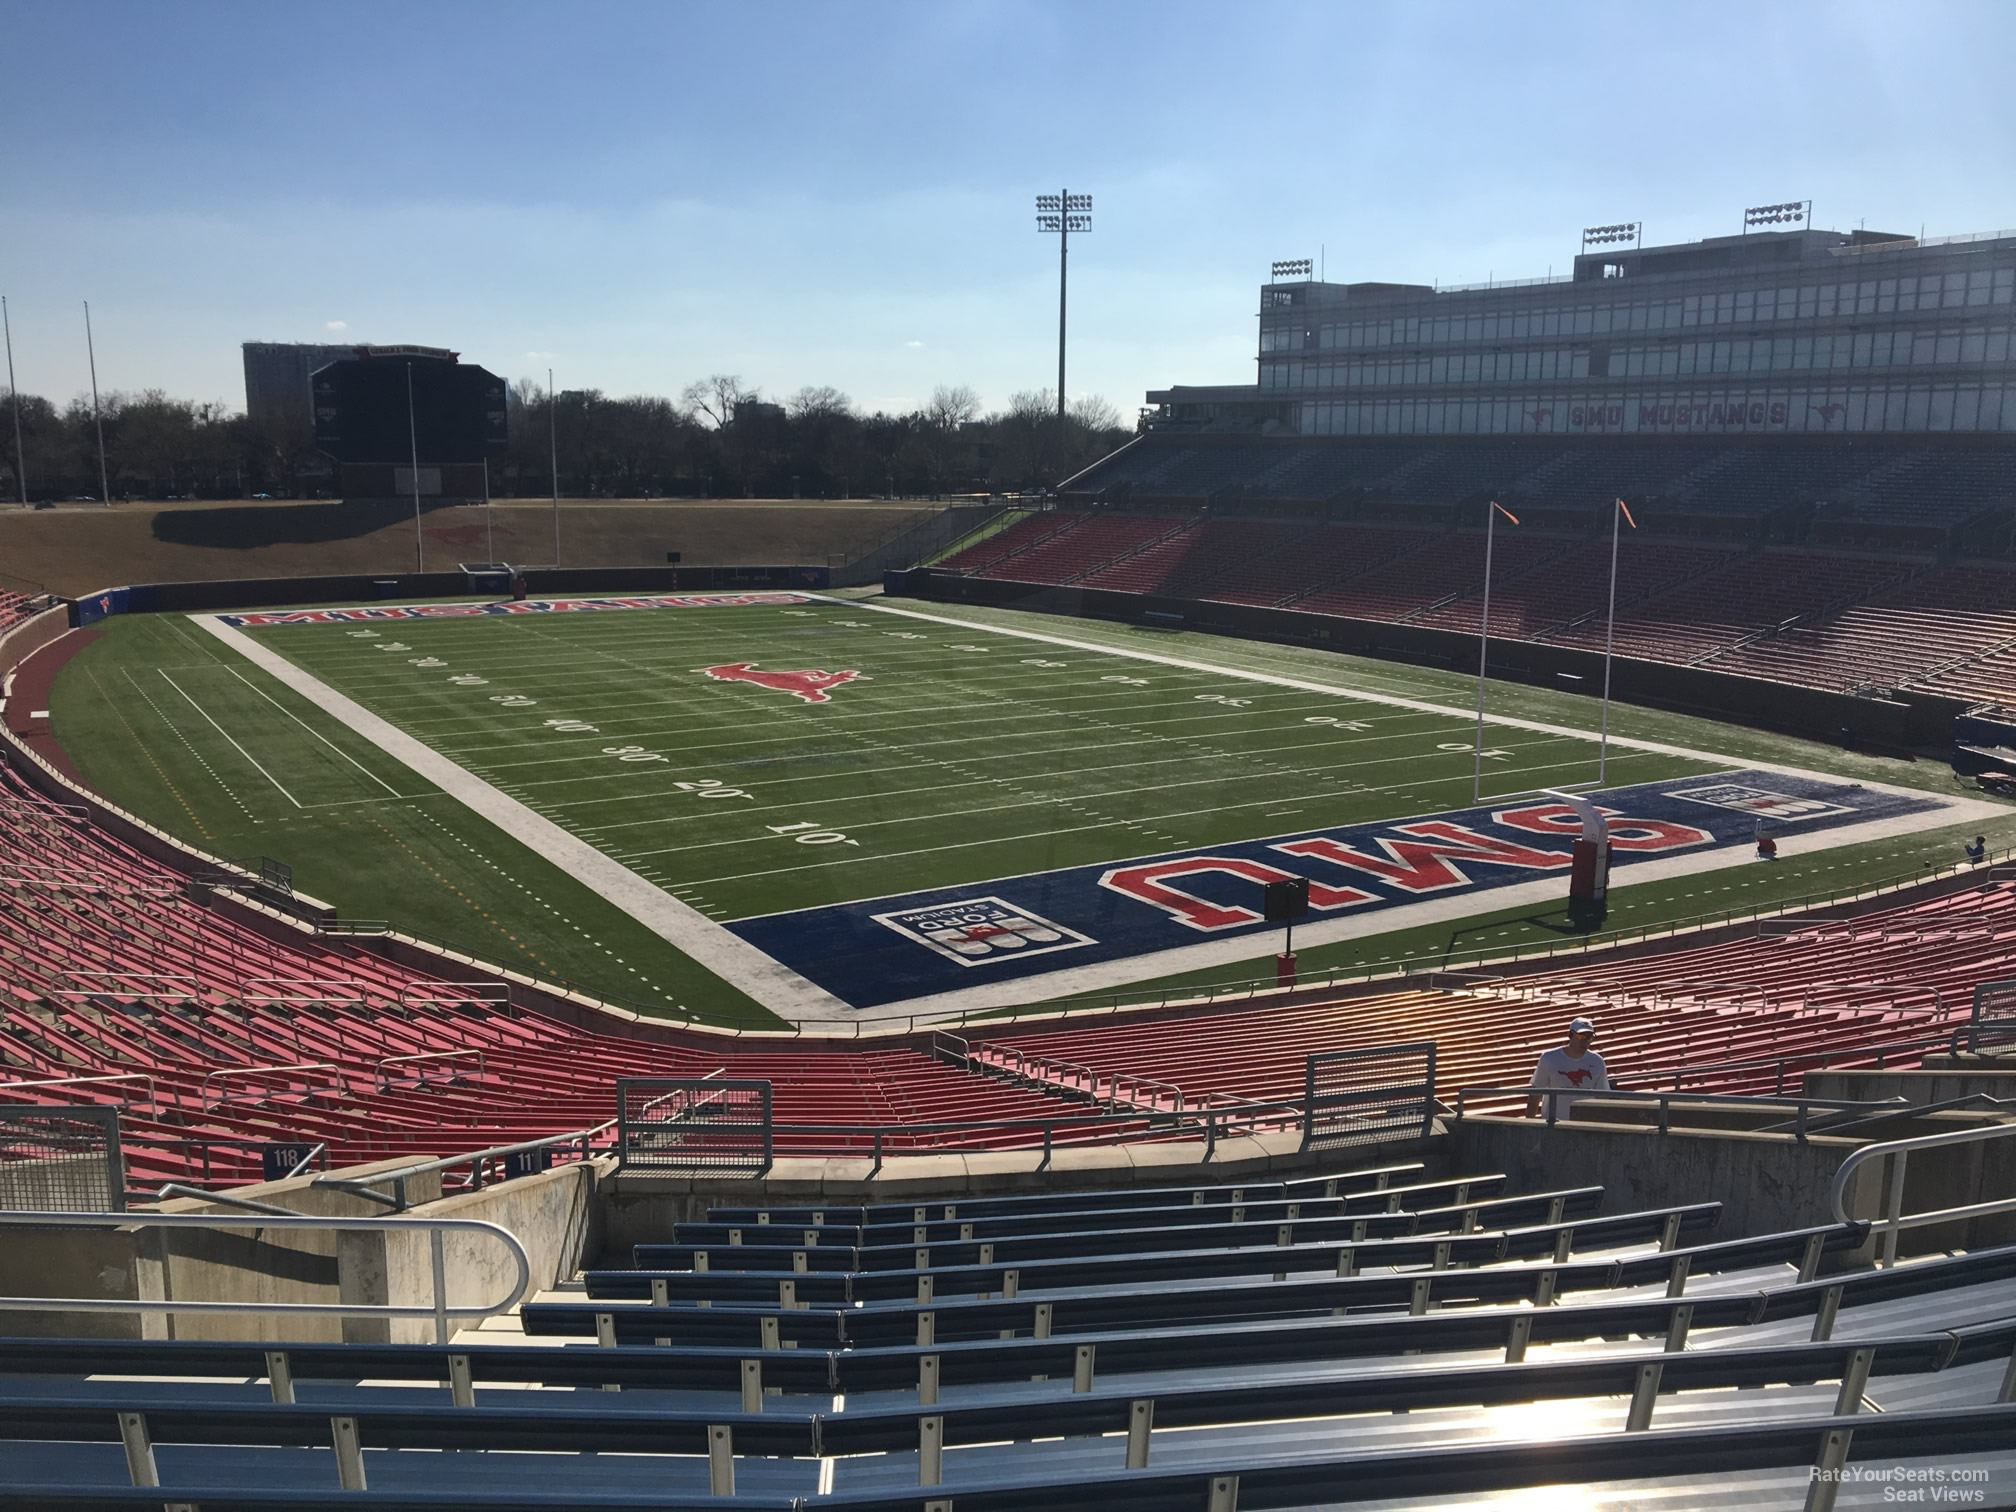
[1828,1119,2016,1268]
[241,978,373,1005]
[0,1071,157,1119]
[154,1184,297,1216]
[1454,1084,1905,1138]
[313,1120,618,1211]
[397,980,510,1009]
[374,1048,485,1094]
[0,1210,531,1344]
[55,971,200,1003]
[198,1060,341,1112]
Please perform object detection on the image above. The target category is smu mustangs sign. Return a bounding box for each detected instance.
[218,593,815,628]
[728,771,1946,1010]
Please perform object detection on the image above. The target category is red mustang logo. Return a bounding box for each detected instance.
[698,663,865,704]
[1561,1067,1596,1086]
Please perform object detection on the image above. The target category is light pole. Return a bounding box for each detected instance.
[1035,190,1092,420]
[406,362,423,572]
[1473,500,1519,803]
[2,295,24,504]
[1597,498,1636,783]
[548,367,559,565]
[83,302,110,505]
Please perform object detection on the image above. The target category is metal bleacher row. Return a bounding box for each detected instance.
[935,509,2016,698]
[7,1167,2014,1509]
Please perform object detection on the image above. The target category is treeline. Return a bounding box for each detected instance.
[0,378,1136,502]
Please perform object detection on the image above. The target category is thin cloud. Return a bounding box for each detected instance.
[325,319,347,331]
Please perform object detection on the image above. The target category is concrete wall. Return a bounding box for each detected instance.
[345,1158,608,1345]
[1447,1108,2015,1267]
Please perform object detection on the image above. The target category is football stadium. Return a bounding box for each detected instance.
[3,209,2016,1512]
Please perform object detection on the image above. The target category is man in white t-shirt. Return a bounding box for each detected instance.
[1526,1016,1611,1119]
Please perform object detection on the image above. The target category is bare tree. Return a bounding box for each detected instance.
[1068,394,1121,433]
[785,385,852,421]
[681,374,757,430]
[924,384,981,432]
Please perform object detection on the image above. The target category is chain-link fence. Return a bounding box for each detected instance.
[616,1079,772,1175]
[0,1106,125,1211]
[1303,1043,1438,1151]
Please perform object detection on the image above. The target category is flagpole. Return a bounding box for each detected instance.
[1598,497,1623,784]
[1473,501,1498,804]
[84,302,110,506]
[2,296,24,504]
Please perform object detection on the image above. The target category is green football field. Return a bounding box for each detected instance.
[46,593,2014,1028]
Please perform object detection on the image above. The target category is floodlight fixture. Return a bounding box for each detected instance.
[1271,258,1313,281]
[1744,199,1811,232]
[1581,222,1640,249]
[1036,188,1093,421]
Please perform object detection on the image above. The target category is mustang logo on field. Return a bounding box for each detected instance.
[698,663,865,704]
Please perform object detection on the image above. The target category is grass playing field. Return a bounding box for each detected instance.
[47,592,2013,1028]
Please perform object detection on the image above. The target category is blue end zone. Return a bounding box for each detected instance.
[728,771,1950,1010]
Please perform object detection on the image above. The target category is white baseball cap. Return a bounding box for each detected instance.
[1568,1017,1596,1037]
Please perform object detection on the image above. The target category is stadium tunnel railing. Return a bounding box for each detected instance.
[0,1209,531,1345]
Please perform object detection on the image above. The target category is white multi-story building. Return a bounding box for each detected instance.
[1148,223,2016,438]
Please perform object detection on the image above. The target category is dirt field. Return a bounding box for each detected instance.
[0,499,932,596]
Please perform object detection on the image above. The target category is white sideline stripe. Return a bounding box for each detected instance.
[859,806,2005,1021]
[227,669,406,798]
[191,614,854,1023]
[814,593,1989,790]
[156,669,303,810]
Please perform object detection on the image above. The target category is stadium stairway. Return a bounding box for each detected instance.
[4,1166,2015,1509]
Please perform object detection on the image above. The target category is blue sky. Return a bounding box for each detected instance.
[2,0,2011,420]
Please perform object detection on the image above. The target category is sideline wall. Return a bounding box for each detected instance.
[897,571,1963,748]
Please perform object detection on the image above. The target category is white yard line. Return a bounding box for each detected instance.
[191,613,855,1023]
[227,669,407,798]
[157,669,304,810]
[819,594,1975,800]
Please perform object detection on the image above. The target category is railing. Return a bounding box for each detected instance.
[1453,1084,1905,1137]
[979,1045,1188,1114]
[1621,1024,1985,1099]
[1970,976,2016,1053]
[0,1210,530,1345]
[373,1048,485,1094]
[1830,1121,2016,1268]
[54,970,200,1003]
[0,1071,157,1119]
[198,1060,343,1112]
[313,1121,616,1211]
[1830,226,2016,255]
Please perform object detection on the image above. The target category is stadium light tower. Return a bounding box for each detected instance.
[83,302,110,507]
[2,295,24,505]
[1035,190,1092,421]
[406,361,423,572]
